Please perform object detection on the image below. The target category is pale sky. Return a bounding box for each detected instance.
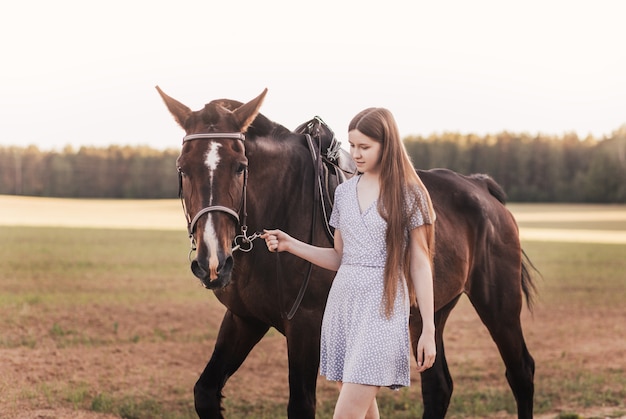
[1,0,625,151]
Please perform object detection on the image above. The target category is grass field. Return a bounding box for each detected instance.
[0,197,625,418]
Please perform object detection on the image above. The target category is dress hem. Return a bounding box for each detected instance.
[320,374,409,391]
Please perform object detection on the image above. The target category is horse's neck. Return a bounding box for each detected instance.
[249,133,347,243]
[247,135,314,221]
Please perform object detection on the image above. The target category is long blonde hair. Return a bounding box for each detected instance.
[348,108,436,317]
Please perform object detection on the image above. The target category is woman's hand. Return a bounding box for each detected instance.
[261,229,291,253]
[416,329,436,373]
[261,229,342,271]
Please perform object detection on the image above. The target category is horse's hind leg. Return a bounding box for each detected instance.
[468,273,535,419]
[412,295,461,419]
[194,310,269,419]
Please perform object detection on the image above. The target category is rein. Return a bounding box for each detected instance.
[276,132,322,320]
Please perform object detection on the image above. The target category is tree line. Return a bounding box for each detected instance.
[405,127,626,203]
[0,145,180,199]
[1,127,625,202]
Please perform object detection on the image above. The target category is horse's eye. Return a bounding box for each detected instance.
[236,163,247,175]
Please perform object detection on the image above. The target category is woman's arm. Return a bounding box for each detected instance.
[409,225,436,372]
[261,228,343,272]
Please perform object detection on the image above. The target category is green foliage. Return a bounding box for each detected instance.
[90,392,115,413]
[405,127,626,203]
[521,240,626,307]
[2,126,626,201]
[91,392,196,419]
[0,145,180,198]
[0,226,189,302]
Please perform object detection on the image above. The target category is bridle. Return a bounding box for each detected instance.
[178,132,261,260]
[177,128,326,321]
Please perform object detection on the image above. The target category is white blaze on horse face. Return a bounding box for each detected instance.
[203,142,222,280]
[205,142,222,176]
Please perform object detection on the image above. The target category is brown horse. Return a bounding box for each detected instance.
[156,87,537,419]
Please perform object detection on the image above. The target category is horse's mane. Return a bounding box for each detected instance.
[248,115,290,139]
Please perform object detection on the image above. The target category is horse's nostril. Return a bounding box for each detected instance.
[221,256,234,276]
[191,259,206,279]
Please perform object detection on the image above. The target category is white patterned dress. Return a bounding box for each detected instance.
[319,174,432,389]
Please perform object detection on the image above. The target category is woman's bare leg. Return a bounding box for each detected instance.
[333,382,380,419]
[365,397,379,419]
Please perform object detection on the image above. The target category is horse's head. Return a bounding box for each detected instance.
[156,86,268,289]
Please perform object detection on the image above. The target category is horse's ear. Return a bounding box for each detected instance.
[155,86,192,129]
[233,88,268,133]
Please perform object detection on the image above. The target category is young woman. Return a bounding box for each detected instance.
[262,107,436,419]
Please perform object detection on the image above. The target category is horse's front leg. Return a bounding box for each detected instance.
[284,315,321,419]
[194,309,269,419]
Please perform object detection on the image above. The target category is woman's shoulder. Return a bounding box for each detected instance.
[404,181,426,201]
[335,175,359,194]
[344,175,360,186]
[404,181,435,225]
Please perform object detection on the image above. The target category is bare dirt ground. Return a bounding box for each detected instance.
[2,295,625,418]
[1,198,625,418]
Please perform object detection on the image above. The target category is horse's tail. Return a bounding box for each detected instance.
[521,248,540,313]
[469,173,539,311]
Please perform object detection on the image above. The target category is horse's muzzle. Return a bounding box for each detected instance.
[190,256,234,289]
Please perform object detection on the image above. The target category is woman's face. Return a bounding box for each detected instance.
[348,129,382,175]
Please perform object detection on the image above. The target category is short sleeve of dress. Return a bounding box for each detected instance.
[406,183,435,231]
[329,182,345,229]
